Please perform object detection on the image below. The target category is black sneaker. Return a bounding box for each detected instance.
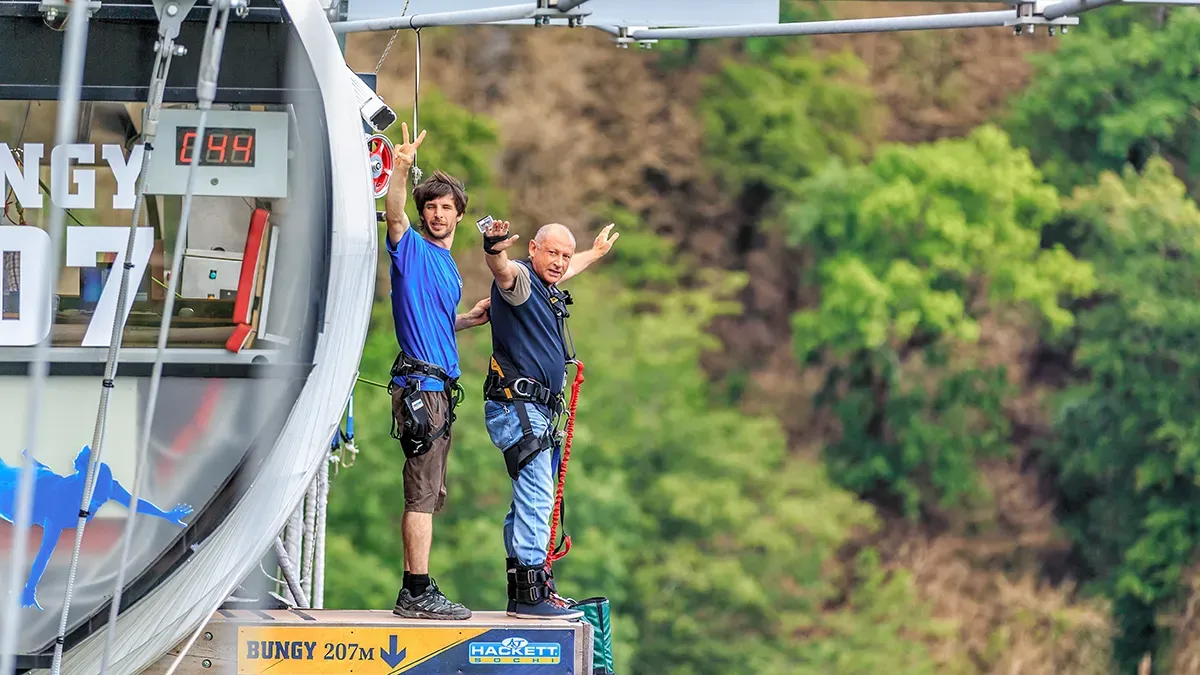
[393,579,472,620]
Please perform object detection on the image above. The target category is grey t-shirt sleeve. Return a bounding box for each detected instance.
[497,263,532,305]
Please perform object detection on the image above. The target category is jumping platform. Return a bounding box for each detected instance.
[142,609,594,675]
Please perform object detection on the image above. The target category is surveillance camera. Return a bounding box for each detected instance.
[346,64,397,134]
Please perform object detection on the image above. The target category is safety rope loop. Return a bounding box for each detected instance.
[410,28,423,185]
[547,360,584,567]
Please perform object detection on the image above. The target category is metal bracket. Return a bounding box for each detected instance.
[532,0,592,27]
[1007,0,1079,35]
[151,0,200,41]
[38,0,102,28]
[613,25,656,49]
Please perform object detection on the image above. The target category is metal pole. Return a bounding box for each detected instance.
[555,0,590,11]
[1043,0,1121,19]
[628,10,1014,39]
[0,1,90,672]
[330,2,536,33]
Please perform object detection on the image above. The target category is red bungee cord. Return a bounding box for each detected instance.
[547,360,584,566]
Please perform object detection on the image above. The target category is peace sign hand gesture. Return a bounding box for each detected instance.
[394,122,426,173]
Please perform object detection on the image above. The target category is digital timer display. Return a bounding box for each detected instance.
[175,126,256,167]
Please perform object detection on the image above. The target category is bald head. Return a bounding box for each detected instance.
[534,223,576,247]
[529,223,576,285]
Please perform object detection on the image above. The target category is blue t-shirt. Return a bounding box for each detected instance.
[387,226,463,391]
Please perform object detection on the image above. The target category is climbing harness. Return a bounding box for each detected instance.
[484,279,577,482]
[485,352,565,481]
[388,351,464,458]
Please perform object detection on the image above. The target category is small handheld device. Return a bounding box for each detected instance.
[476,214,494,234]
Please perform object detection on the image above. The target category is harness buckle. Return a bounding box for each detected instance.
[511,378,537,399]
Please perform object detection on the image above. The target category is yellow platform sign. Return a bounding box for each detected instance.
[236,625,489,675]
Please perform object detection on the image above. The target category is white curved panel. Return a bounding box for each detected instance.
[40,0,377,671]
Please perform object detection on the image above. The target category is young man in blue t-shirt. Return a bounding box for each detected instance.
[384,124,490,620]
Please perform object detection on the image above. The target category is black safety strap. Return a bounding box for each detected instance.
[553,474,569,556]
[483,233,509,255]
[513,565,551,604]
[502,401,552,480]
[389,351,454,387]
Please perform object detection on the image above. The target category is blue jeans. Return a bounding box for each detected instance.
[484,400,559,567]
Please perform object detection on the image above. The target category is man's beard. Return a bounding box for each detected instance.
[422,219,454,241]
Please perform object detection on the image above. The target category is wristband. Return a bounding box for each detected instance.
[483,233,508,255]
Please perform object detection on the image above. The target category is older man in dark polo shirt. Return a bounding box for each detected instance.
[479,218,618,619]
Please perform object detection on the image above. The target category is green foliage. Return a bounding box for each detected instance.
[788,125,1092,358]
[784,126,1095,516]
[1006,7,1200,198]
[1041,158,1200,672]
[699,49,876,200]
[326,87,956,675]
[378,88,510,248]
[741,1,835,61]
[590,203,684,287]
[328,269,957,674]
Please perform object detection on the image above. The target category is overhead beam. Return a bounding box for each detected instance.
[588,23,621,36]
[627,10,1014,40]
[330,2,537,33]
[1042,0,1121,19]
[554,0,591,11]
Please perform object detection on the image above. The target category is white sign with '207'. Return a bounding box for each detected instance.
[0,226,154,348]
[1,141,154,348]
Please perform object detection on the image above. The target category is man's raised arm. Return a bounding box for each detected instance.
[559,223,619,284]
[385,123,426,246]
[482,219,523,291]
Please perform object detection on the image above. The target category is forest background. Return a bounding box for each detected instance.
[325,3,1200,673]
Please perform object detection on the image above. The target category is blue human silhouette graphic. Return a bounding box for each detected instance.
[0,445,192,610]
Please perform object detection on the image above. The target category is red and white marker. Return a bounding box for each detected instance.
[366,134,395,199]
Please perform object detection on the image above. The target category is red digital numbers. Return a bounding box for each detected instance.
[232,133,254,165]
[175,126,256,167]
[205,132,229,164]
[178,130,197,165]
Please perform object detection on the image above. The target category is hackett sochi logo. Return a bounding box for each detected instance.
[468,636,561,664]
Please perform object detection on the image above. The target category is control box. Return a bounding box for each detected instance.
[145,109,290,199]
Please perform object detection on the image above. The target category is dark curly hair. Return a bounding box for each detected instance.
[412,170,468,226]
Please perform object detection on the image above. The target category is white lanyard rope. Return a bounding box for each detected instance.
[94,2,236,673]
